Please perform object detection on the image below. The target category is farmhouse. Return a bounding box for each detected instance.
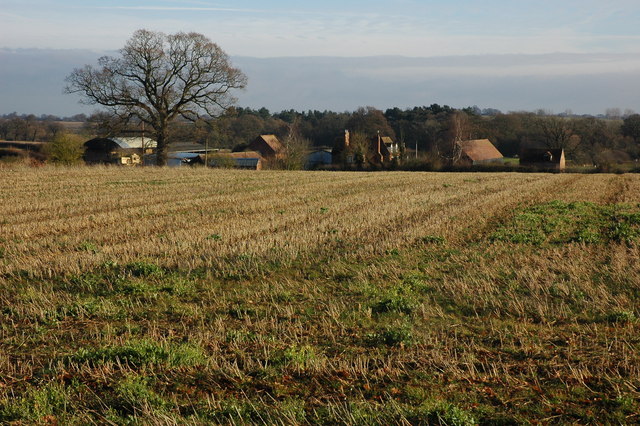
[457,139,504,166]
[83,137,157,165]
[369,134,400,165]
[332,130,399,165]
[248,135,284,159]
[520,148,566,171]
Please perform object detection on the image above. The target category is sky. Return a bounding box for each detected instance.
[2,0,640,57]
[1,1,640,115]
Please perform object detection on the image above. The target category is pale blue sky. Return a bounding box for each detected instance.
[1,0,639,57]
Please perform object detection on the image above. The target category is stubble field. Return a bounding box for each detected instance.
[1,166,639,424]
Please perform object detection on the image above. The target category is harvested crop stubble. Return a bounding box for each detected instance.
[1,167,582,277]
[1,167,640,424]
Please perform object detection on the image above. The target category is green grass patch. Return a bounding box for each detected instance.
[124,261,164,277]
[366,324,414,347]
[490,201,640,245]
[68,339,206,368]
[0,382,76,423]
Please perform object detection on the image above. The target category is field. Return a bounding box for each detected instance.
[1,166,639,424]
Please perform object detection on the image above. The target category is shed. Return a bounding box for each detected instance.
[248,135,284,159]
[457,139,504,165]
[168,152,204,167]
[306,149,333,169]
[520,148,566,171]
[209,151,263,170]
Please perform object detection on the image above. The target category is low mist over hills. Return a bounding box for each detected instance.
[1,48,639,116]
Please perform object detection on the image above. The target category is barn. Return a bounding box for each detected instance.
[248,135,284,159]
[457,139,504,166]
[84,137,157,165]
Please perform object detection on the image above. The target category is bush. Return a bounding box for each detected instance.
[44,132,85,165]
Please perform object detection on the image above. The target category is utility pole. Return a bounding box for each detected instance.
[141,122,145,166]
[205,135,209,167]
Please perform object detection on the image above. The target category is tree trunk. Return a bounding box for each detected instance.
[155,123,169,166]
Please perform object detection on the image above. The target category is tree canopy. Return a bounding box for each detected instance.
[622,114,640,143]
[65,29,247,165]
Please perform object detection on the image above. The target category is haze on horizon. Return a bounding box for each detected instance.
[1,0,640,116]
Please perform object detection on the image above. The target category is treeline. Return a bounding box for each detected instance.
[3,106,640,165]
[0,112,88,142]
[135,105,640,165]
[184,105,640,165]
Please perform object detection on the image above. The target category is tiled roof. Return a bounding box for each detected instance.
[258,135,284,152]
[459,139,503,162]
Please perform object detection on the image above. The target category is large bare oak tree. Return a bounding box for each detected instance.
[65,29,247,165]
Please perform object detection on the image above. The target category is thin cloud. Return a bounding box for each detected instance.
[96,6,265,13]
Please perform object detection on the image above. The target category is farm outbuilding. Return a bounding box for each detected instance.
[248,135,284,159]
[457,139,504,166]
[84,137,157,165]
[209,151,263,170]
[520,148,566,171]
[167,152,204,167]
[306,148,333,169]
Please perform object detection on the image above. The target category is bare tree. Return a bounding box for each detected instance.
[535,116,580,153]
[276,118,311,170]
[437,111,469,165]
[65,29,247,165]
[82,111,128,138]
[605,108,622,120]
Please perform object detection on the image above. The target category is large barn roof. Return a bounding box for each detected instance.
[111,137,157,149]
[257,135,283,153]
[459,139,503,162]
